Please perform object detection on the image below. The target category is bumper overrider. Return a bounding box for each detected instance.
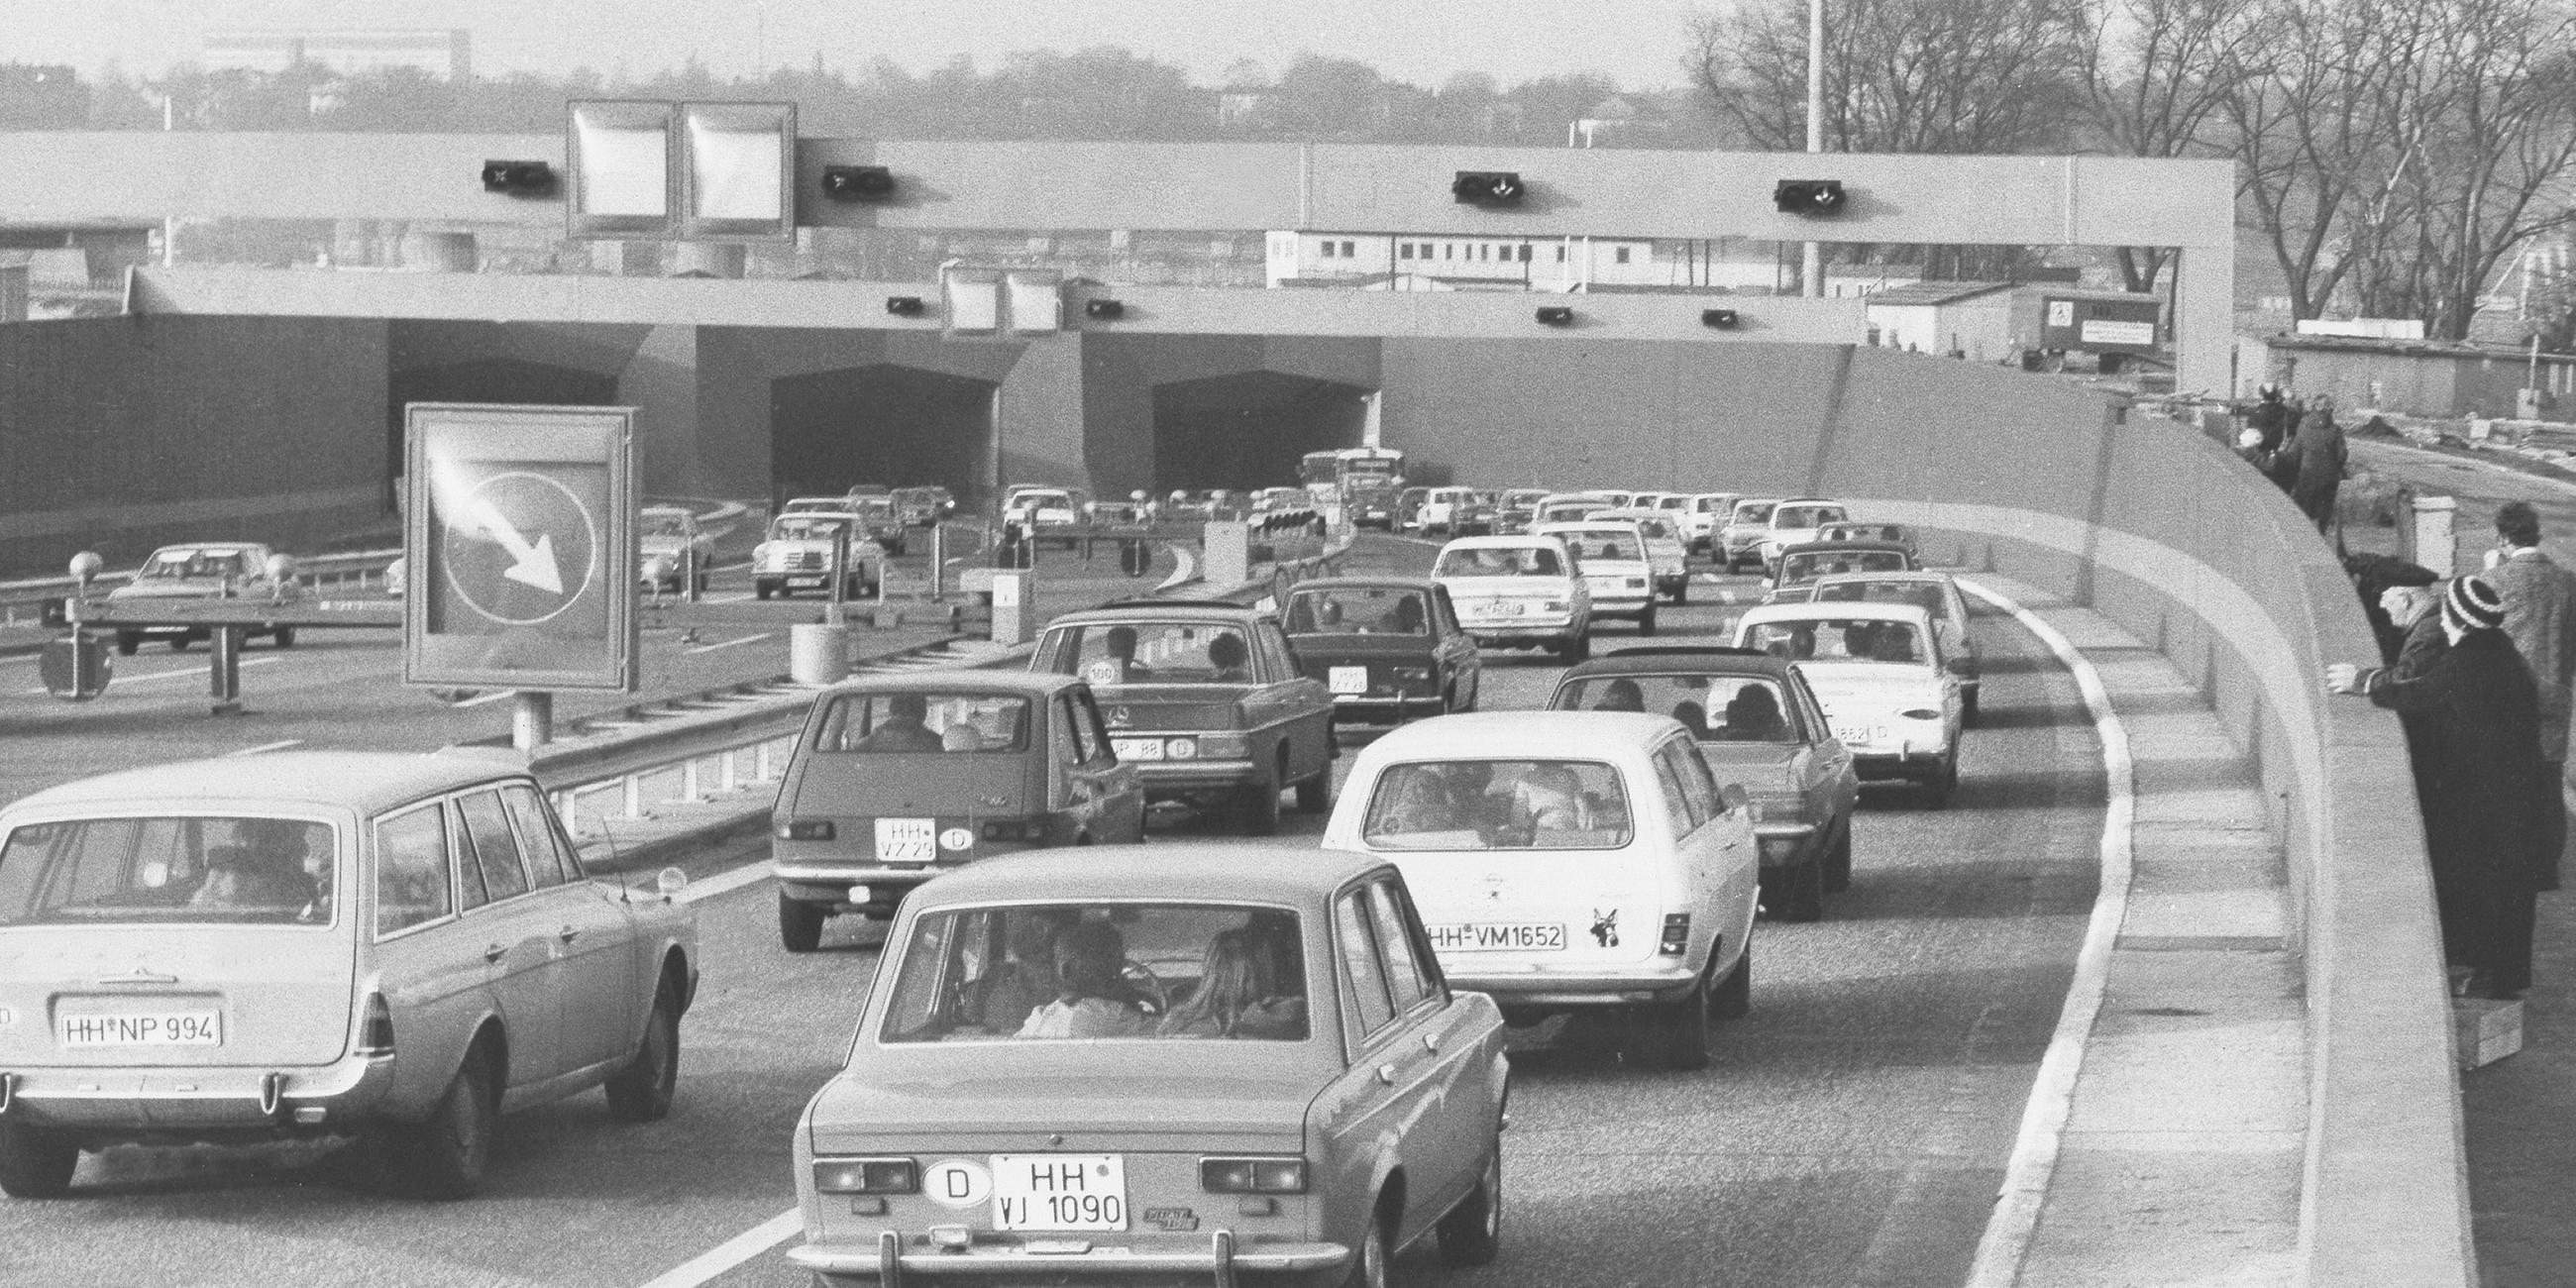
[791,1229,1348,1285]
[2,1054,403,1140]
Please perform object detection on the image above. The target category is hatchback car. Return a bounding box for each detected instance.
[754,512,883,600]
[892,485,957,529]
[1530,493,1615,528]
[1763,539,1919,601]
[1807,571,1983,725]
[1282,577,1482,725]
[1732,602,1964,805]
[1718,498,1780,573]
[785,846,1508,1287]
[1757,499,1853,575]
[1534,520,1659,634]
[1677,492,1738,553]
[0,751,698,1200]
[1550,648,1859,921]
[1325,712,1759,1069]
[1002,486,1089,549]
[1432,535,1593,660]
[1031,601,1336,835]
[1588,508,1691,604]
[771,673,1146,951]
[106,542,303,655]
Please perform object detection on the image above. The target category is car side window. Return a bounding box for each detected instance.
[1432,586,1462,636]
[374,804,454,937]
[1673,741,1728,820]
[450,802,490,911]
[1649,744,1702,834]
[456,791,530,903]
[1048,702,1082,784]
[1788,671,1830,741]
[1255,623,1296,681]
[1335,890,1398,1037]
[1075,690,1118,762]
[1362,879,1436,1014]
[1058,696,1100,764]
[500,784,582,887]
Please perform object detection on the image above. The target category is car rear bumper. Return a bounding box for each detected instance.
[1852,749,1951,779]
[2,1054,403,1140]
[1329,693,1444,721]
[1450,957,1705,1007]
[791,1231,1349,1283]
[1130,758,1264,793]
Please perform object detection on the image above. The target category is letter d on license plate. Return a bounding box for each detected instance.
[990,1154,1127,1231]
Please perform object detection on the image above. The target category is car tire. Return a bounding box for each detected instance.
[1343,1203,1391,1288]
[604,981,681,1123]
[755,582,775,600]
[395,1043,496,1200]
[1642,972,1714,1071]
[1637,603,1658,636]
[892,537,909,557]
[1558,633,1589,663]
[115,631,140,656]
[271,627,296,649]
[779,893,827,953]
[1768,855,1825,922]
[168,636,191,653]
[1962,689,1981,729]
[1670,582,1688,606]
[695,572,711,593]
[1437,1149,1504,1267]
[1712,941,1754,1020]
[1234,775,1283,836]
[1923,755,1959,809]
[0,1118,80,1199]
[1823,822,1854,894]
[1295,764,1334,814]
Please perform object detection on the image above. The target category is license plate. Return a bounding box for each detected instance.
[787,576,824,588]
[1834,725,1887,748]
[875,817,935,863]
[1329,666,1370,695]
[991,1154,1127,1231]
[1427,922,1566,952]
[57,1011,223,1047]
[1113,737,1164,761]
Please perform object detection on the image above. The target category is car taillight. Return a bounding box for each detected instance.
[779,820,835,840]
[814,1158,920,1194]
[1661,913,1691,956]
[1201,1157,1308,1194]
[356,993,394,1056]
[981,819,1032,842]
[1195,733,1249,759]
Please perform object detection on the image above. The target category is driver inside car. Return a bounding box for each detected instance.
[1018,919,1150,1038]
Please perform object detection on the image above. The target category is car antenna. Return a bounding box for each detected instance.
[586,809,629,901]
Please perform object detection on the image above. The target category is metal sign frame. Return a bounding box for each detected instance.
[403,403,637,692]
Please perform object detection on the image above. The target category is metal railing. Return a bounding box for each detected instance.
[0,549,402,627]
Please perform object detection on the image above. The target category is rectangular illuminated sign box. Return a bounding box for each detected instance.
[678,101,796,242]
[568,100,676,239]
[404,403,638,693]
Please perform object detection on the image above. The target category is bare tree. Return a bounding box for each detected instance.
[2066,0,2256,291]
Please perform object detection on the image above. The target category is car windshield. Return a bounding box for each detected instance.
[1554,675,1800,743]
[772,516,854,541]
[1558,530,1641,562]
[1777,505,1845,527]
[1816,581,1951,618]
[1043,621,1255,685]
[1742,617,1926,664]
[879,903,1311,1043]
[1694,496,1730,512]
[140,549,249,579]
[1781,549,1911,584]
[1014,491,1073,509]
[813,694,1033,752]
[1733,502,1776,525]
[0,816,336,926]
[1361,759,1632,850]
[850,497,895,517]
[1436,546,1561,578]
[1286,587,1429,635]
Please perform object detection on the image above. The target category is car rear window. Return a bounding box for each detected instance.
[1360,759,1633,850]
[1783,549,1910,583]
[1436,547,1561,578]
[880,903,1311,1043]
[1743,617,1925,664]
[1286,587,1428,635]
[0,816,335,926]
[1041,622,1253,686]
[1817,581,1947,617]
[1553,675,1800,743]
[1733,502,1775,524]
[1559,530,1641,562]
[814,694,1033,753]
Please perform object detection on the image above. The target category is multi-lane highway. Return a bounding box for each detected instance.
[0,534,2102,1288]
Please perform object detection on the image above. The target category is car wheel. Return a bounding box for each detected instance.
[755,582,775,600]
[1641,972,1714,1071]
[1962,689,1980,729]
[1295,763,1334,814]
[695,572,711,593]
[1670,582,1688,606]
[779,893,827,953]
[604,980,681,1123]
[1923,755,1959,809]
[1559,633,1589,663]
[1637,603,1658,636]
[168,636,191,653]
[892,538,909,557]
[394,1043,496,1200]
[1343,1203,1391,1288]
[1823,822,1854,894]
[1437,1149,1504,1266]
[115,631,140,656]
[0,1118,80,1199]
[1234,775,1283,836]
[1765,855,1825,922]
[1712,940,1754,1020]
[271,627,296,649]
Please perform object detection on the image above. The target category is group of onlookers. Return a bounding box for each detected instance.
[2241,383,2348,535]
[2330,502,2576,1001]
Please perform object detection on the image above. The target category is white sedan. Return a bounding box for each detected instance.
[1730,601,1964,806]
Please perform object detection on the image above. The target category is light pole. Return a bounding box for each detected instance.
[1803,0,1825,298]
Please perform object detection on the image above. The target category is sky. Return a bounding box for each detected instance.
[6,0,1710,88]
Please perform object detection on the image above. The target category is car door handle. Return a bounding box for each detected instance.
[558,925,581,943]
[1421,1032,1441,1053]
[1375,1062,1398,1086]
[483,944,507,964]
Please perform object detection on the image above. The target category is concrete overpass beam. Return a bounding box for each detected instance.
[2175,247,2234,399]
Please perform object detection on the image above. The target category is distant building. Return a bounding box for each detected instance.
[2262,333,2576,422]
[1864,281,2017,358]
[1570,95,1667,148]
[203,30,471,81]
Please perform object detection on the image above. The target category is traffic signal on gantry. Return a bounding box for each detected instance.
[1773,179,1848,216]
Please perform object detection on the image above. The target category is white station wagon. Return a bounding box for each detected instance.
[1534,520,1659,634]
[1324,712,1761,1070]
[1432,535,1593,661]
[1731,601,1965,805]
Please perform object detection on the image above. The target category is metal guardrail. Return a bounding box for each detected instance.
[0,549,401,627]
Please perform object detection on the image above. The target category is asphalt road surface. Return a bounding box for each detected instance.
[0,534,2101,1288]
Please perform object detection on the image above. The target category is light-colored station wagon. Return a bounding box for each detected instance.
[0,752,698,1200]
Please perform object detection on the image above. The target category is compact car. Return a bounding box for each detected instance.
[771,673,1146,952]
[1530,493,1615,528]
[1002,486,1089,549]
[0,751,698,1200]
[1763,539,1920,601]
[1432,534,1593,660]
[1493,488,1551,535]
[639,505,715,594]
[1807,571,1984,725]
[754,512,883,600]
[1324,712,1760,1069]
[1534,520,1659,634]
[1550,648,1859,921]
[1588,508,1691,604]
[105,542,303,655]
[1678,493,1738,554]
[1718,498,1780,573]
[1030,600,1336,835]
[1732,602,1964,805]
[1756,499,1853,575]
[784,846,1509,1287]
[1417,487,1489,538]
[1282,577,1483,725]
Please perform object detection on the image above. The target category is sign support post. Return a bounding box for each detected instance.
[513,692,554,751]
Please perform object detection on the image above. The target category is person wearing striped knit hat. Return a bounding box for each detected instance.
[2327,576,2553,999]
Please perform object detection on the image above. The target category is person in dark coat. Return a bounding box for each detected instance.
[2328,576,2552,998]
[2247,383,2293,455]
[2290,393,2347,534]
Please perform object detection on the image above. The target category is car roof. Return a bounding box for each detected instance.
[1284,576,1435,593]
[3,751,528,817]
[1045,600,1269,627]
[1811,570,1957,588]
[908,844,1386,909]
[1770,498,1844,511]
[150,541,262,553]
[1358,711,1686,759]
[1535,520,1644,534]
[1560,648,1796,681]
[1438,534,1568,550]
[817,671,1083,699]
[1736,601,1936,625]
[1779,540,1914,559]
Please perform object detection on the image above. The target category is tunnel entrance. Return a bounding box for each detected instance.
[387,359,620,506]
[1151,372,1372,493]
[771,365,996,503]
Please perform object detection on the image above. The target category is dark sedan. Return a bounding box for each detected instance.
[1281,577,1482,726]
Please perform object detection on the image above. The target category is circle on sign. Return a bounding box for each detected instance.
[939,827,974,852]
[923,1158,991,1209]
[438,470,601,629]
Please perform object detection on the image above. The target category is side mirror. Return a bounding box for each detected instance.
[655,867,690,901]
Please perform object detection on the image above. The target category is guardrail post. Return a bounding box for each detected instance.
[622,773,645,819]
[681,756,703,804]
[719,749,740,794]
[930,523,947,602]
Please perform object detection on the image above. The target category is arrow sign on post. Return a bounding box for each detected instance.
[467,492,565,595]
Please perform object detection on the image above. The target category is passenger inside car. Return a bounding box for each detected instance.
[1593,679,1646,712]
[1019,920,1151,1038]
[851,694,946,753]
[1205,633,1251,683]
[1870,623,1921,663]
[1381,594,1427,634]
[187,818,320,918]
[1670,699,1709,738]
[1719,686,1790,742]
[1157,926,1309,1039]
[966,912,1071,1031]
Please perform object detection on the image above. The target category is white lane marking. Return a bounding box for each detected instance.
[227,739,303,756]
[451,690,517,707]
[1956,577,2134,1288]
[634,1207,802,1288]
[674,861,771,906]
[19,654,280,696]
[684,632,774,656]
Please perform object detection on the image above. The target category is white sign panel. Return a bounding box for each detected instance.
[2081,319,2157,347]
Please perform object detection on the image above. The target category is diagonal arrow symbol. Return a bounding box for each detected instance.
[466,491,565,595]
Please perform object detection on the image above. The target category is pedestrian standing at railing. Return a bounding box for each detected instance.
[2327,576,2552,1000]
[2483,500,2576,891]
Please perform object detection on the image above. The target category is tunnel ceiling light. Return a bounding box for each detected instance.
[1702,308,1741,328]
[1452,170,1525,206]
[1773,179,1848,216]
[821,164,897,202]
[885,295,926,317]
[1535,305,1574,326]
[482,160,557,196]
[1084,298,1126,320]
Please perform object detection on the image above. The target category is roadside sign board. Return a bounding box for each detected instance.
[404,404,637,692]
